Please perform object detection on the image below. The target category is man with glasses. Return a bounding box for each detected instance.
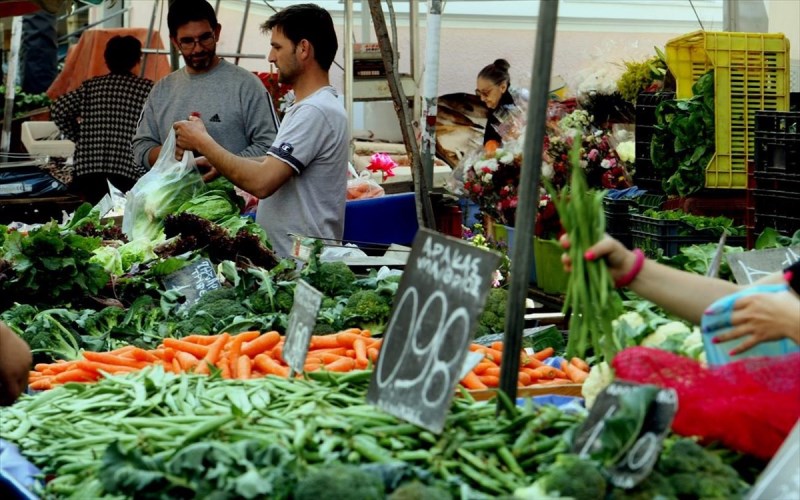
[174,4,347,258]
[132,0,278,172]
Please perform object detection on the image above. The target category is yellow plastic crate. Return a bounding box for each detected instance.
[665,31,791,189]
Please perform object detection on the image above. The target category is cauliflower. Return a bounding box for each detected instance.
[581,361,615,409]
[680,327,705,360]
[640,321,691,350]
[613,311,645,330]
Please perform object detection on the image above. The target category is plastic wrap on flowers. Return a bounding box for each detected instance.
[612,347,800,459]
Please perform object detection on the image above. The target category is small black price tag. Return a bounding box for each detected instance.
[162,259,220,308]
[572,381,678,489]
[727,246,800,284]
[282,279,323,373]
[367,229,500,433]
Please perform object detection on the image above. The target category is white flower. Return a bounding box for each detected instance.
[483,173,493,182]
[615,141,635,164]
[601,158,612,169]
[499,152,514,164]
[476,159,499,172]
[541,162,554,179]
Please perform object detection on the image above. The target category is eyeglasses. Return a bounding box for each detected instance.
[475,86,497,99]
[177,32,215,51]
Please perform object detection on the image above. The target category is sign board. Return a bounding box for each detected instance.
[746,421,800,500]
[282,280,323,373]
[573,381,678,489]
[367,229,501,433]
[162,259,220,308]
[473,325,557,347]
[727,246,800,285]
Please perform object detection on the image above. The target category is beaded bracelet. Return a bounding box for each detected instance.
[615,248,645,288]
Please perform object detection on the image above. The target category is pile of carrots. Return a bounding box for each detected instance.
[461,344,590,390]
[28,330,590,391]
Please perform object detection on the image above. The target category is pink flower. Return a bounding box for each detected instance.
[367,153,397,181]
[588,149,599,161]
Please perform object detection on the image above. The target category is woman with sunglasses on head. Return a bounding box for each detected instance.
[476,58,528,146]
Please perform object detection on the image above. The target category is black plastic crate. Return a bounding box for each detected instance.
[635,91,675,125]
[754,213,800,237]
[629,213,684,237]
[754,111,800,173]
[751,188,797,216]
[631,231,746,258]
[754,171,800,194]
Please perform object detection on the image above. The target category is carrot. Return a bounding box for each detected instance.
[479,375,500,388]
[460,371,488,390]
[538,378,572,385]
[253,354,290,377]
[271,344,284,360]
[491,341,504,351]
[352,339,369,369]
[205,333,230,364]
[181,334,221,345]
[232,331,261,343]
[485,366,502,377]
[481,347,503,364]
[55,368,97,384]
[36,362,75,374]
[83,351,147,368]
[367,347,380,364]
[163,338,209,359]
[521,367,541,379]
[228,336,246,378]
[336,332,363,349]
[365,338,382,350]
[175,351,199,371]
[345,349,355,358]
[309,335,341,349]
[76,360,139,374]
[570,357,590,372]
[562,361,589,383]
[533,347,554,361]
[236,356,252,380]
[29,379,53,390]
[527,365,558,379]
[359,329,373,338]
[108,345,137,356]
[172,358,182,373]
[518,371,532,386]
[304,362,323,372]
[218,358,232,379]
[309,347,348,356]
[242,331,281,358]
[307,352,348,365]
[473,361,495,375]
[524,356,545,368]
[323,357,356,372]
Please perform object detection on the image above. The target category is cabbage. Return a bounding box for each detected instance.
[177,191,239,222]
[90,246,123,276]
[118,238,160,270]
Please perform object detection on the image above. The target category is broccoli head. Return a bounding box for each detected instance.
[25,309,84,361]
[607,471,676,500]
[388,481,452,500]
[657,438,747,499]
[0,303,39,333]
[293,465,384,500]
[342,289,392,334]
[476,287,508,336]
[81,306,126,337]
[304,262,356,298]
[175,287,249,335]
[516,454,606,500]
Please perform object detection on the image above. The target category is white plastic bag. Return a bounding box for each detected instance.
[346,164,384,200]
[122,129,204,241]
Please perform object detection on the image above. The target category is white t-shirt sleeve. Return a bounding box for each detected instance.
[266,104,328,175]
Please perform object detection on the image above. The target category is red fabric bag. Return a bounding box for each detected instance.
[613,347,800,459]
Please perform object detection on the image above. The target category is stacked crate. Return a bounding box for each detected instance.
[634,92,674,192]
[752,111,800,236]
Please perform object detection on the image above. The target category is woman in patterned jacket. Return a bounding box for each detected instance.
[51,35,153,203]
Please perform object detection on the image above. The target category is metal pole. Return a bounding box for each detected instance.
[420,0,442,190]
[58,4,92,22]
[234,0,251,66]
[344,0,354,153]
[141,0,160,78]
[498,0,560,410]
[409,0,420,120]
[1,17,23,157]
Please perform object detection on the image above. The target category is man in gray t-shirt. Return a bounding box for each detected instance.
[174,4,347,258]
[132,0,277,171]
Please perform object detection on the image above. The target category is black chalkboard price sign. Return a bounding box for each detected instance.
[572,381,678,489]
[162,258,221,308]
[367,229,501,433]
[282,279,323,374]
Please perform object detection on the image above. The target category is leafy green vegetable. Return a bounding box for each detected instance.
[177,191,239,222]
[294,464,385,500]
[650,71,715,196]
[755,228,800,249]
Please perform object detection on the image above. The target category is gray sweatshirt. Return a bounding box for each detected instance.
[132,60,278,169]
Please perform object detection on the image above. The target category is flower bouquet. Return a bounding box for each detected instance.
[462,140,523,226]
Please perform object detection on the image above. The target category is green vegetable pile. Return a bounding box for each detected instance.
[0,85,51,118]
[642,209,744,237]
[651,70,715,196]
[0,368,582,498]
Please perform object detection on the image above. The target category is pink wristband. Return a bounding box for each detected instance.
[615,248,645,288]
